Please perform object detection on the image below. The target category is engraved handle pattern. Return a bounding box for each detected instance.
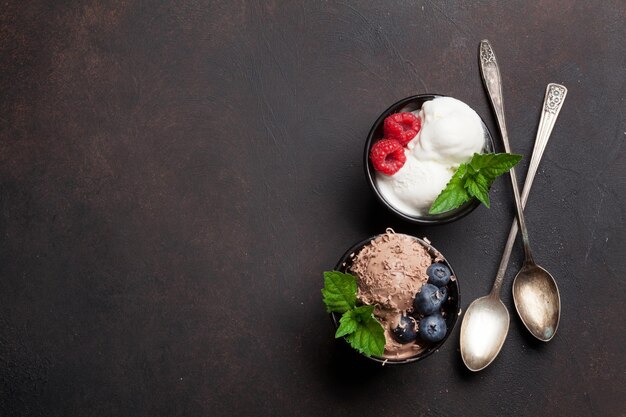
[545,84,567,114]
[525,84,568,202]
[480,41,496,64]
[479,41,506,134]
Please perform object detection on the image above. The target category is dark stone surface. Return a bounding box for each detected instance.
[1,1,624,416]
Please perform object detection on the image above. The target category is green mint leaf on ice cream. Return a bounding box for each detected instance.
[427,164,470,214]
[429,153,522,214]
[322,271,385,357]
[321,271,356,314]
[344,312,386,357]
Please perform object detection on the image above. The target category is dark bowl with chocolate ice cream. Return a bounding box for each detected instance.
[331,229,460,365]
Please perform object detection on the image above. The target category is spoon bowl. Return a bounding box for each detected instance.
[460,295,509,371]
[513,264,561,341]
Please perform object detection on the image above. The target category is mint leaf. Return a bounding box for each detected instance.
[335,305,377,338]
[345,312,385,357]
[473,172,491,189]
[429,165,469,214]
[322,273,385,357]
[334,305,385,356]
[429,153,522,214]
[465,175,490,208]
[470,153,522,178]
[468,152,498,170]
[335,311,359,338]
[351,305,376,321]
[322,271,357,313]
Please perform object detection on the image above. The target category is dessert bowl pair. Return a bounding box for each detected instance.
[328,94,495,364]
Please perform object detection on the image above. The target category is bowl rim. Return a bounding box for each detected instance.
[364,94,496,225]
[331,232,461,365]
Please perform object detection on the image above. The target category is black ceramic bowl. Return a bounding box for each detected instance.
[331,232,461,365]
[364,94,495,225]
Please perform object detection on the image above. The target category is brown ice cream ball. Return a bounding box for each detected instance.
[351,232,431,315]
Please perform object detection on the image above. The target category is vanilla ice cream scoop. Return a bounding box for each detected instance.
[411,97,486,166]
[376,155,454,214]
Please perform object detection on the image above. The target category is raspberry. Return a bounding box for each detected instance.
[369,138,407,175]
[383,112,421,146]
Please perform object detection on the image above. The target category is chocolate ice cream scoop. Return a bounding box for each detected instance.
[351,232,431,318]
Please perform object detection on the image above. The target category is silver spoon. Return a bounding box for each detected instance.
[460,40,565,371]
[512,83,566,341]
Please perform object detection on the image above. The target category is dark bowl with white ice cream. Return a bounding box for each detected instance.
[364,94,495,225]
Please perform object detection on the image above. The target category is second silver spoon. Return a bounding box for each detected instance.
[512,84,566,341]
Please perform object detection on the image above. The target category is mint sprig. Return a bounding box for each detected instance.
[429,152,522,214]
[321,270,356,314]
[343,306,386,356]
[322,271,386,357]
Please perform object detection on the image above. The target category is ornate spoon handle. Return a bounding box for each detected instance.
[524,83,568,199]
[479,39,532,295]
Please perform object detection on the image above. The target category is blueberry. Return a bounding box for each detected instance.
[427,263,451,287]
[413,284,448,315]
[392,315,418,344]
[419,314,447,343]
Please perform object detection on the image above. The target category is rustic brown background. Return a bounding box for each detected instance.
[1,1,625,416]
